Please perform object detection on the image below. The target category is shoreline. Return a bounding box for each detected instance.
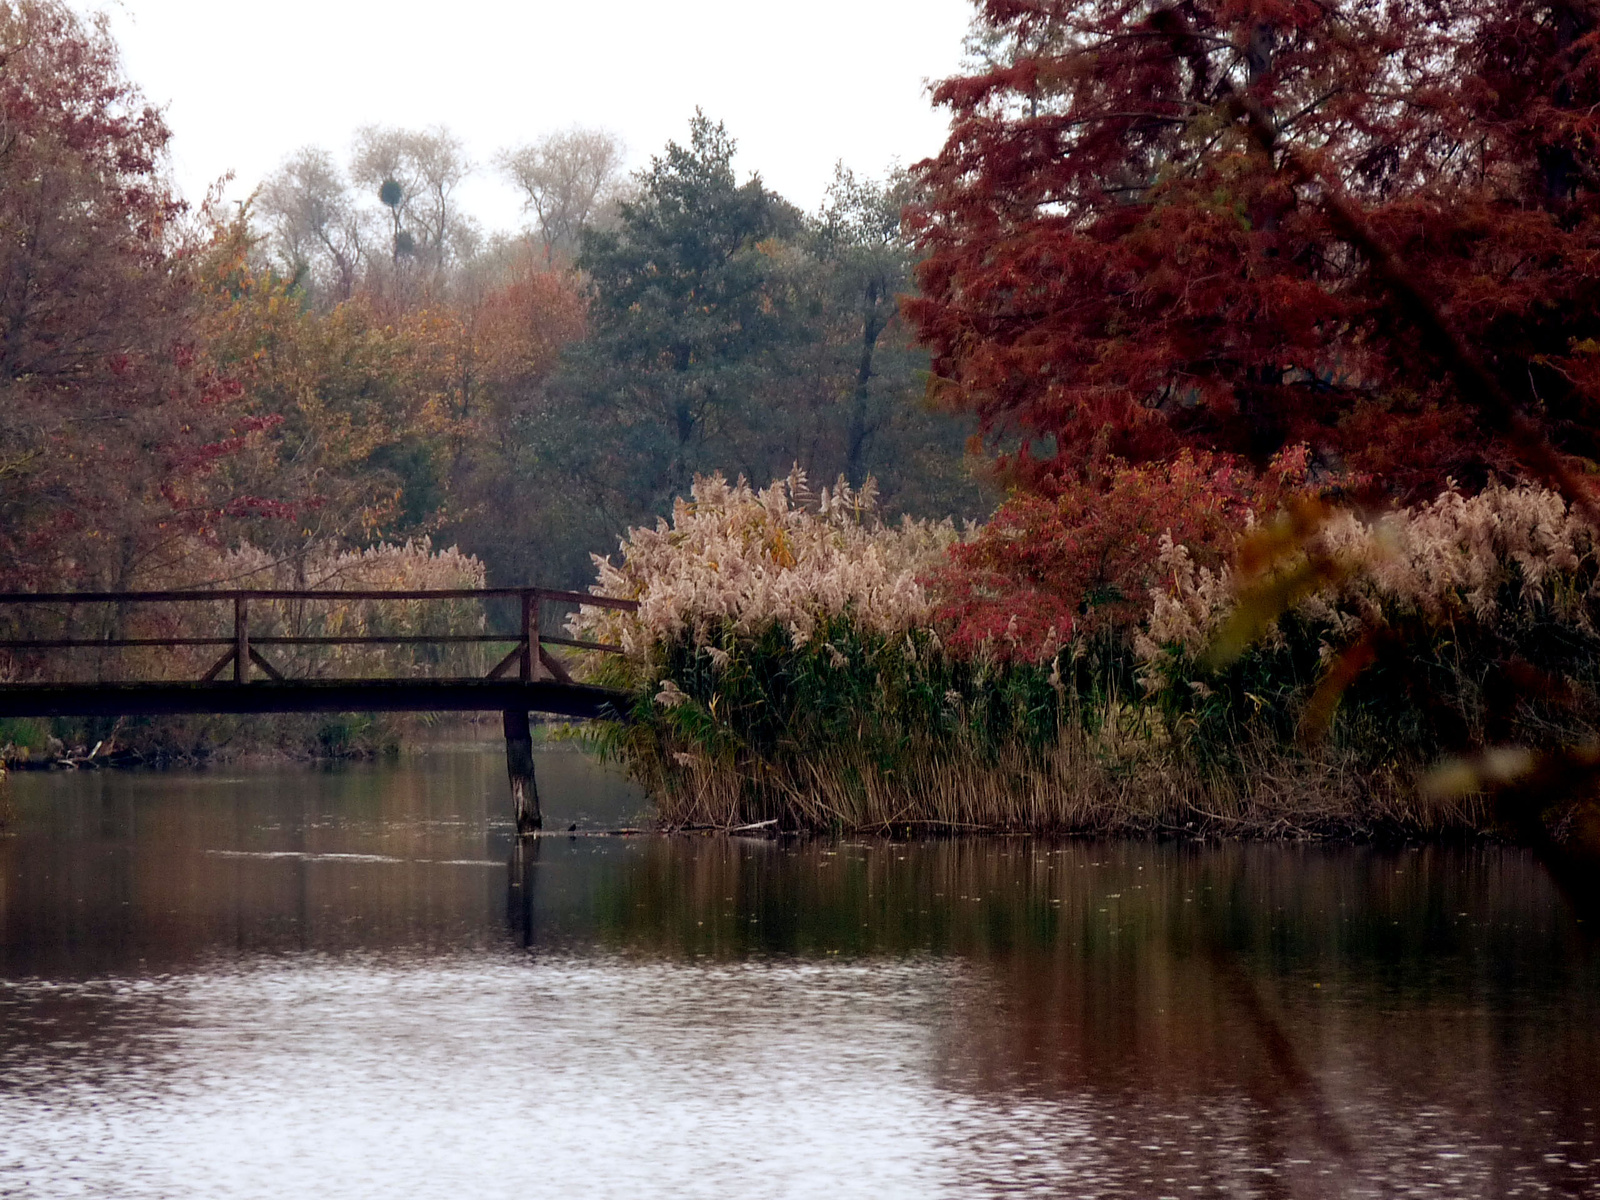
[0,738,1499,846]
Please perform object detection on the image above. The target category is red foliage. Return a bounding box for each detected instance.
[906,0,1600,502]
[933,448,1307,658]
[0,1,261,589]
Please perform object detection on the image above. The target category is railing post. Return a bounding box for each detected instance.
[234,596,249,684]
[520,589,540,682]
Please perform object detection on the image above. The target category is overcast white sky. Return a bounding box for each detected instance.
[79,0,975,233]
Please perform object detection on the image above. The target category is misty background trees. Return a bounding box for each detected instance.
[497,127,626,265]
[239,107,985,589]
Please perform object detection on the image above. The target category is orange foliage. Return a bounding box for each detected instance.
[196,224,586,548]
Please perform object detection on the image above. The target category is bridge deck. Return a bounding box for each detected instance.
[0,679,632,721]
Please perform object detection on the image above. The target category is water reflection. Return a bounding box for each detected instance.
[0,750,1596,1198]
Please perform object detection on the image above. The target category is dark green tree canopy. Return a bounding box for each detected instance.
[578,111,800,377]
[514,116,985,580]
[562,113,803,508]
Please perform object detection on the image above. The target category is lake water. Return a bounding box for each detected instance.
[0,745,1596,1198]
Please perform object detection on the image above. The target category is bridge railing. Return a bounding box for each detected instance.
[0,588,639,686]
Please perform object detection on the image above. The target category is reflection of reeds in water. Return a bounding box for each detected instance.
[585,836,1575,968]
[581,835,1596,1191]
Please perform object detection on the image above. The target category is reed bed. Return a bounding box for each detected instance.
[601,687,1482,838]
[573,472,1600,840]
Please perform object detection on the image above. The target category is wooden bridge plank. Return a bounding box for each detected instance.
[0,635,625,650]
[0,679,632,721]
[0,587,638,610]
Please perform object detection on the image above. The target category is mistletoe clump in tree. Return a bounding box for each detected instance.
[907,0,1600,501]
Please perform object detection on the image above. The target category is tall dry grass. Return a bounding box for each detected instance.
[575,473,1591,838]
[629,709,1481,838]
[0,537,491,686]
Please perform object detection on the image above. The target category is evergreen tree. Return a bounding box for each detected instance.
[562,112,803,512]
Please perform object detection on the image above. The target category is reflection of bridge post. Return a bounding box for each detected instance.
[506,834,542,945]
[503,709,541,834]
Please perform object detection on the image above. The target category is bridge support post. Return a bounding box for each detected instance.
[503,708,540,835]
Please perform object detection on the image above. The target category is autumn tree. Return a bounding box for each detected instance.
[431,248,593,586]
[907,0,1600,501]
[242,131,606,582]
[0,0,261,591]
[238,116,990,589]
[196,215,452,553]
[258,146,367,303]
[202,205,590,580]
[350,125,475,285]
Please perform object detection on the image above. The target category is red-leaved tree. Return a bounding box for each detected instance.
[906,0,1600,502]
[0,0,257,591]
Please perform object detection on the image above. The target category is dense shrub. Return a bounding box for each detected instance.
[1139,483,1600,768]
[573,469,1459,832]
[572,470,1600,835]
[572,470,1091,825]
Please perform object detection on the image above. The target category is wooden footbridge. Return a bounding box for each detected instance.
[0,587,638,833]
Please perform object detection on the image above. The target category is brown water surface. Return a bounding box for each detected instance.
[0,745,1595,1198]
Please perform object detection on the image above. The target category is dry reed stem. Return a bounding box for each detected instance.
[640,726,1483,839]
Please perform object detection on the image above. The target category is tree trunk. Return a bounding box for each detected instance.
[846,281,887,487]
